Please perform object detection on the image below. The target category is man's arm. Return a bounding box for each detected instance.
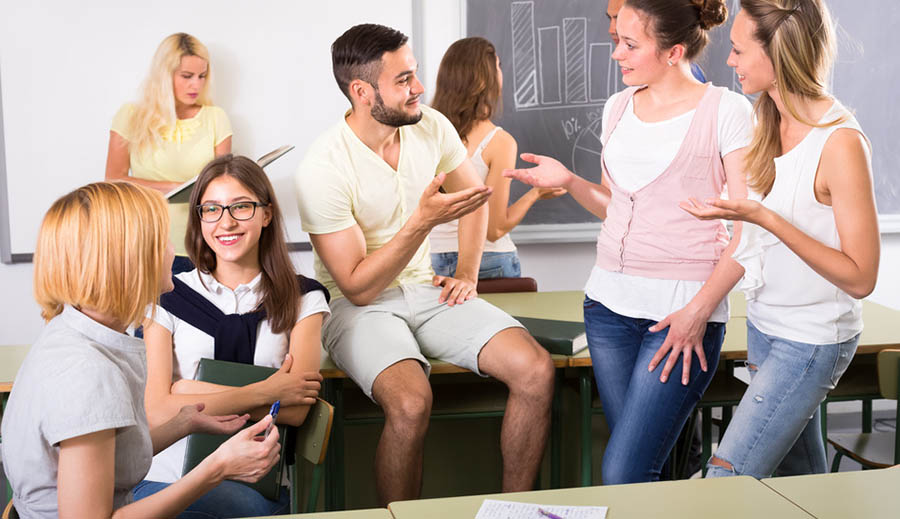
[311,171,491,306]
[433,159,488,305]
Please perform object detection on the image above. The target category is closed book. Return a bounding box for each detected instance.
[181,358,288,501]
[514,316,587,355]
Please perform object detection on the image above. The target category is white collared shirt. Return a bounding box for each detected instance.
[145,268,330,483]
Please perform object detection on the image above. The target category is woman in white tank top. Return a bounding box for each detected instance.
[686,0,880,479]
[429,37,565,279]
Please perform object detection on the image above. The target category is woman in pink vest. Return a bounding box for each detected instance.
[685,0,879,479]
[506,0,752,483]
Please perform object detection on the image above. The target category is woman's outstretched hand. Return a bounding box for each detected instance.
[680,197,767,225]
[503,153,573,189]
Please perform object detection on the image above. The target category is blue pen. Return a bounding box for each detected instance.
[538,508,564,519]
[265,400,280,436]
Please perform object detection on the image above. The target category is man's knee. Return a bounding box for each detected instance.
[497,333,554,395]
[381,386,433,428]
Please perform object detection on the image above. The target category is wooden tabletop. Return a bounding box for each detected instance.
[762,466,900,519]
[246,508,392,518]
[388,475,813,518]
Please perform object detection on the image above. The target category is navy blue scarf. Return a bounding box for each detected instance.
[159,274,329,364]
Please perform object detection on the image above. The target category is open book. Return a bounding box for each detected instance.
[164,144,295,204]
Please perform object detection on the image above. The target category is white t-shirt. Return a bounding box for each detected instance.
[585,88,753,322]
[145,268,331,483]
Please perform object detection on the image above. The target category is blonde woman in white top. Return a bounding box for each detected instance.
[429,37,565,279]
[686,0,879,478]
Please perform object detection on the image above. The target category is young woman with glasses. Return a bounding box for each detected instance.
[136,155,330,517]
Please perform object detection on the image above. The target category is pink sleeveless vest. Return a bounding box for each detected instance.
[594,85,730,281]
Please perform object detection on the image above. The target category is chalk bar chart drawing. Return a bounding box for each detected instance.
[511,1,619,112]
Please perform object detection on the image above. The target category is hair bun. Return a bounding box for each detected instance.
[693,0,728,30]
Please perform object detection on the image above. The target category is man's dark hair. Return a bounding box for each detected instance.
[332,24,409,103]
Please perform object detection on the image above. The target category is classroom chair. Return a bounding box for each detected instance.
[476,276,538,294]
[827,349,900,471]
[292,397,335,513]
[1,500,17,519]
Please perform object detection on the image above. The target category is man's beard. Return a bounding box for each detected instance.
[371,90,423,127]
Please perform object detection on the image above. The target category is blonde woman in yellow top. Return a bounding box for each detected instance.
[105,32,232,193]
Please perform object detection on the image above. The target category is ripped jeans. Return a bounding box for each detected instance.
[706,320,858,478]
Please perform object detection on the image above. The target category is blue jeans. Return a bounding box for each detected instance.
[431,251,521,279]
[584,297,724,484]
[132,479,290,518]
[706,321,858,478]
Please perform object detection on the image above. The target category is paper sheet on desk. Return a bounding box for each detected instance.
[475,499,608,519]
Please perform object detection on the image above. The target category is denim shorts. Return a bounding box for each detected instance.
[706,320,858,478]
[431,251,521,279]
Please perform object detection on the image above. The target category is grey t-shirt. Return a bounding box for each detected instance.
[1,305,152,518]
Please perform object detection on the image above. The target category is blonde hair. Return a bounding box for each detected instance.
[34,182,170,326]
[127,33,213,155]
[740,0,846,195]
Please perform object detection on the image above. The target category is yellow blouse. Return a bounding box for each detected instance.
[110,104,232,182]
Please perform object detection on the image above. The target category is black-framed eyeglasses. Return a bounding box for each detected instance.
[196,201,267,223]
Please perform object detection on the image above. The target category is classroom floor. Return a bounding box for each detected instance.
[0,404,895,512]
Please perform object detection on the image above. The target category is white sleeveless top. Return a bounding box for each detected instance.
[733,101,869,345]
[429,126,517,254]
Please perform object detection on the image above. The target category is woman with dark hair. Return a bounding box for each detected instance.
[136,155,330,517]
[687,0,879,479]
[506,0,753,483]
[429,37,565,279]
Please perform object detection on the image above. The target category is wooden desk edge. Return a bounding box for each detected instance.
[322,356,570,379]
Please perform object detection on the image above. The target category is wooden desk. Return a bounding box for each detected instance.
[388,475,813,518]
[762,466,900,519]
[0,345,30,395]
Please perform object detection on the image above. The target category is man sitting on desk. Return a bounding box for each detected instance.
[294,23,554,505]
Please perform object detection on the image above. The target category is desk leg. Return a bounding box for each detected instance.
[322,379,345,512]
[862,399,873,433]
[701,407,712,477]
[579,369,592,487]
[550,371,562,489]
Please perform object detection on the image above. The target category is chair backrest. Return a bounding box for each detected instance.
[877,349,900,400]
[295,398,334,465]
[476,277,538,294]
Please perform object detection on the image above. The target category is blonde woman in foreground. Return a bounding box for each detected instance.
[688,0,880,478]
[0,182,279,518]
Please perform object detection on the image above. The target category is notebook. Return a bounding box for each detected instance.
[181,358,288,501]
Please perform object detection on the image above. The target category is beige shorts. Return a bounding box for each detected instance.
[322,284,523,401]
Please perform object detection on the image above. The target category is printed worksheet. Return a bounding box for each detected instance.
[474,499,608,519]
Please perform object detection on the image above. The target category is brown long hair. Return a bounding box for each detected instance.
[431,37,502,141]
[186,155,299,335]
[739,0,845,196]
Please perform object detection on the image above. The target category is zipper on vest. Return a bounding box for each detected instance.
[619,194,636,271]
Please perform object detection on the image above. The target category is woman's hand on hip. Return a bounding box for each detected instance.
[647,305,710,385]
